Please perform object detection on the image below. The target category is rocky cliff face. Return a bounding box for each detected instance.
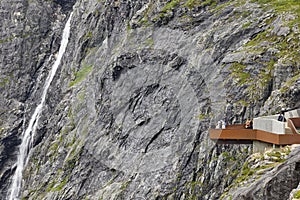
[0,0,300,199]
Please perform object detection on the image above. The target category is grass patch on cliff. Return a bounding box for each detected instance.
[242,24,299,97]
[221,151,237,162]
[84,31,93,40]
[183,177,205,199]
[136,1,155,26]
[69,64,93,87]
[183,0,201,9]
[222,147,291,198]
[153,0,180,22]
[280,74,300,93]
[64,139,84,171]
[49,142,59,153]
[145,37,154,47]
[45,173,69,193]
[197,113,213,120]
[0,72,13,87]
[0,77,9,87]
[52,176,69,192]
[253,0,300,15]
[46,181,56,193]
[229,62,250,85]
[0,35,16,44]
[235,0,300,99]
[200,0,218,7]
[183,0,220,9]
[162,0,180,13]
[238,163,269,182]
[77,88,86,102]
[246,0,300,64]
[294,190,300,198]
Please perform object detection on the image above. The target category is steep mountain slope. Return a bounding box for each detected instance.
[0,0,299,199]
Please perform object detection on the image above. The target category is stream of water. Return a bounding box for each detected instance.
[8,12,73,200]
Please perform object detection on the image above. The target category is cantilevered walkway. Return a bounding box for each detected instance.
[209,109,300,145]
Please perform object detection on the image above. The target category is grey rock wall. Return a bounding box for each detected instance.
[0,0,69,196]
[0,0,299,199]
[223,147,300,200]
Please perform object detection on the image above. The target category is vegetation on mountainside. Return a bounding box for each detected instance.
[294,190,300,199]
[161,0,181,13]
[252,0,300,14]
[18,0,300,199]
[0,77,9,87]
[0,72,14,87]
[220,146,291,199]
[143,0,300,102]
[138,1,300,197]
[227,0,300,105]
[147,0,300,110]
[69,63,93,87]
[183,148,250,200]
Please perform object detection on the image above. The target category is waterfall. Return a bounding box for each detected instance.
[8,12,73,200]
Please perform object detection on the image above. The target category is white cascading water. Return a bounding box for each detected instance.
[8,12,73,200]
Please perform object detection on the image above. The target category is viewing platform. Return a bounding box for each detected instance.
[209,109,300,147]
[209,124,300,145]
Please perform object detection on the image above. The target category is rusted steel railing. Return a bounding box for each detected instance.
[287,118,298,135]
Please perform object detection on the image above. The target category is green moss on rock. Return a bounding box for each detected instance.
[69,64,93,87]
[161,0,180,13]
[294,190,300,198]
[229,62,250,85]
